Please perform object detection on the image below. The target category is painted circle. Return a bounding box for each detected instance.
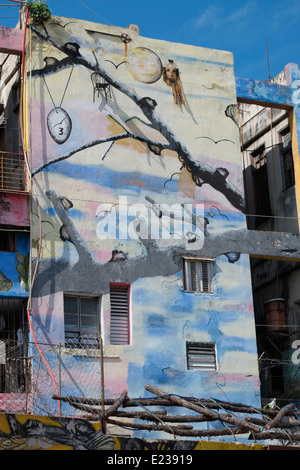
[126,47,163,84]
[47,107,72,144]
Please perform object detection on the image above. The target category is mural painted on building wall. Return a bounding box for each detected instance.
[0,413,115,450]
[0,413,264,450]
[25,17,260,425]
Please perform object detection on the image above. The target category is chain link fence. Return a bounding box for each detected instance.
[0,337,105,419]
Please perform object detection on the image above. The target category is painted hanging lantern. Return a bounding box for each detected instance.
[43,65,74,144]
[47,107,72,145]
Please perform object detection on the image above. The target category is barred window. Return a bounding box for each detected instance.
[64,295,100,349]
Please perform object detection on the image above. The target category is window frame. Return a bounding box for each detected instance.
[63,294,101,349]
[186,342,217,372]
[279,125,295,191]
[182,257,214,294]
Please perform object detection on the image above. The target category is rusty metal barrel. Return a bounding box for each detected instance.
[264,298,286,333]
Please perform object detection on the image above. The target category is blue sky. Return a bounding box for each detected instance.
[1,0,300,80]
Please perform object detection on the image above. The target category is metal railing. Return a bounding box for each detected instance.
[0,151,28,192]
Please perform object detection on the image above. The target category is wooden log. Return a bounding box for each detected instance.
[107,418,247,438]
[105,390,128,418]
[145,385,261,434]
[106,417,194,433]
[52,394,300,420]
[252,431,300,442]
[264,405,296,430]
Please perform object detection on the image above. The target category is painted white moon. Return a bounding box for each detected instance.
[126,47,163,84]
[47,107,72,144]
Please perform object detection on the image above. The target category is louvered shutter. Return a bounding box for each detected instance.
[110,285,130,345]
[183,258,213,293]
[187,343,216,371]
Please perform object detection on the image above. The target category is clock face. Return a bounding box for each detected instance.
[47,107,72,144]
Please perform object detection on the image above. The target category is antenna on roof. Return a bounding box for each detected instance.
[266,41,271,81]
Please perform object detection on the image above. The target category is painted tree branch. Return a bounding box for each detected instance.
[32,132,171,176]
[29,23,245,212]
[32,187,300,298]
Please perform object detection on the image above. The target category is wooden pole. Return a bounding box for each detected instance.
[145,385,261,434]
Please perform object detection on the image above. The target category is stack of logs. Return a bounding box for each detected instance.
[53,385,300,444]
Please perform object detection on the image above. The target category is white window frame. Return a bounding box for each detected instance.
[183,257,214,293]
[186,342,217,371]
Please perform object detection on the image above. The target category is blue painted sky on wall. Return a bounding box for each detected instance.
[1,0,299,81]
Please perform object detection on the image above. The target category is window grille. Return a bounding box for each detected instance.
[183,258,213,293]
[0,298,28,393]
[186,342,217,371]
[64,295,100,349]
[110,284,130,345]
[0,152,26,192]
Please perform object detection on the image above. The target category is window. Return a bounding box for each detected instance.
[251,144,266,169]
[282,149,295,190]
[0,231,16,252]
[279,126,295,191]
[110,284,130,345]
[0,298,28,393]
[186,342,217,371]
[64,295,100,349]
[183,258,213,293]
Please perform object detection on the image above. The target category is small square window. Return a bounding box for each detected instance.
[183,258,213,293]
[251,144,266,169]
[64,295,100,349]
[186,342,217,371]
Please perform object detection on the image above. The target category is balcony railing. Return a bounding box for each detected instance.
[0,151,28,193]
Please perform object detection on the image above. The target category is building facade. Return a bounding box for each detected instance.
[1,12,300,440]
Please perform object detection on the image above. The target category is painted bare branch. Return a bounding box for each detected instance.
[32,189,300,298]
[29,23,245,212]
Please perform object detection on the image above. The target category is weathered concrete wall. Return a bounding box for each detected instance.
[25,16,260,433]
[0,26,23,55]
[0,193,29,227]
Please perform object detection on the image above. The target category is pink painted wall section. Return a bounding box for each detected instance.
[0,26,23,55]
[0,193,30,227]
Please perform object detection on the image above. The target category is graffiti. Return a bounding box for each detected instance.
[0,414,115,450]
[126,47,163,84]
[29,24,245,212]
[42,65,74,144]
[16,253,30,292]
[0,413,266,450]
[23,17,265,420]
[0,270,12,292]
[47,106,72,144]
[163,60,185,105]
